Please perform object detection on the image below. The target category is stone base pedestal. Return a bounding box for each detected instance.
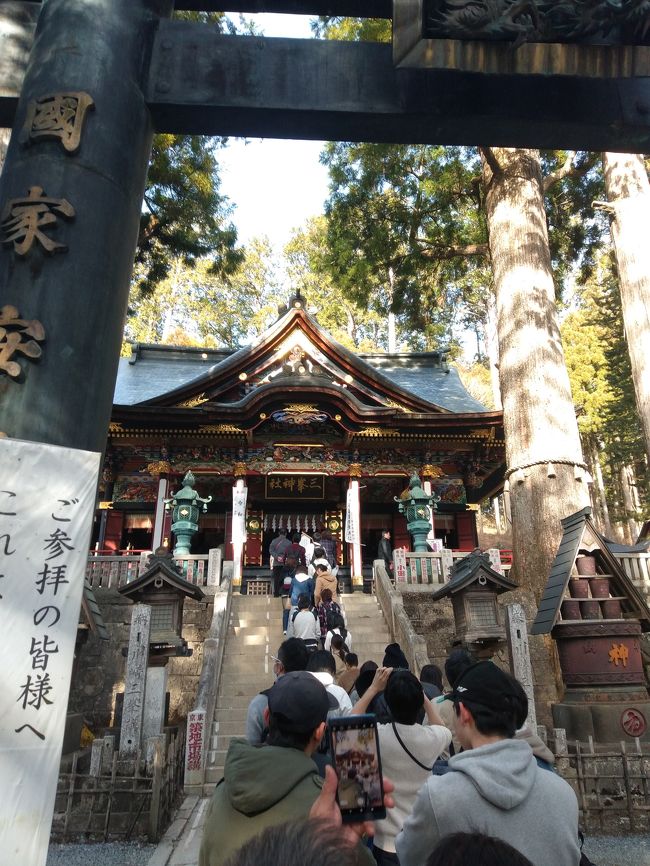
[552,686,650,743]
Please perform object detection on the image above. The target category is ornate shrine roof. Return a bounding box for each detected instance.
[114,301,488,415]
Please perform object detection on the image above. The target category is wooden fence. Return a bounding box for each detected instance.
[392,548,511,587]
[52,731,185,842]
[85,549,221,590]
[551,732,650,834]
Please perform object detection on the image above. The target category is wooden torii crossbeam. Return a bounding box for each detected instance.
[1,0,649,454]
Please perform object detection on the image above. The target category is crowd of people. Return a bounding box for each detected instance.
[200,620,585,866]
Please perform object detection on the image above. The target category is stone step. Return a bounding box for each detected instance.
[214,719,250,735]
[213,708,249,723]
[214,694,258,709]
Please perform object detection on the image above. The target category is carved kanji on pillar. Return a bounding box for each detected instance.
[20,92,95,154]
[1,187,75,256]
[0,305,45,378]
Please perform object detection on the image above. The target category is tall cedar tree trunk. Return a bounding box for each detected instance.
[602,153,650,467]
[482,148,590,596]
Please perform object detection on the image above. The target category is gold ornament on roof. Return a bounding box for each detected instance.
[348,463,363,478]
[356,427,400,438]
[422,464,444,479]
[199,424,243,434]
[284,403,318,413]
[146,460,172,477]
[176,393,208,408]
[232,461,247,477]
[386,398,413,414]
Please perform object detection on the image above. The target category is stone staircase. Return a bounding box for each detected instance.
[203,591,393,793]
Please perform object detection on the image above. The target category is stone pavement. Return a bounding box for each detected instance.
[146,795,209,866]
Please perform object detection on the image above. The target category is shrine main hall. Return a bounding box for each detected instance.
[96,295,504,588]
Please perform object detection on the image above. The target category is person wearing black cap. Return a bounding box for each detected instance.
[200,671,338,866]
[395,662,581,866]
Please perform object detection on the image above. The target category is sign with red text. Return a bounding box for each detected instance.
[0,438,100,866]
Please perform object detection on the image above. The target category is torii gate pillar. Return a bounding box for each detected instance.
[0,0,171,452]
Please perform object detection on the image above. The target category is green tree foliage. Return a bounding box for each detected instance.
[562,256,649,517]
[136,134,243,295]
[125,238,279,350]
[321,141,490,352]
[284,217,386,351]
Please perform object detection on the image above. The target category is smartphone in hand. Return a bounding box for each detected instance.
[329,714,386,823]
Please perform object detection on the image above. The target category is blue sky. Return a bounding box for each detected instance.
[218,14,329,253]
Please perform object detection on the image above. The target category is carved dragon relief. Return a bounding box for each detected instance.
[424,1,650,45]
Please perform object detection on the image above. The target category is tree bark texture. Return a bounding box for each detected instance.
[602,152,650,467]
[482,148,590,600]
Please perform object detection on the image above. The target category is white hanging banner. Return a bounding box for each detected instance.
[345,484,360,545]
[0,438,100,866]
[232,486,248,545]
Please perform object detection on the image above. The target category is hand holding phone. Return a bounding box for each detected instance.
[329,714,386,824]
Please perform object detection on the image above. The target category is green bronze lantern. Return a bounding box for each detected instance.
[164,471,212,556]
[395,472,439,553]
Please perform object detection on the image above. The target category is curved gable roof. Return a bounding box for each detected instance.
[114,302,487,416]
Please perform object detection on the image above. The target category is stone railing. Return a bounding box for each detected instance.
[373,559,430,675]
[392,548,509,588]
[85,549,222,590]
[184,572,234,793]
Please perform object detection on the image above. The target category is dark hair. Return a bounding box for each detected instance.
[278,638,309,673]
[297,593,310,610]
[359,660,378,675]
[266,713,314,750]
[307,650,336,676]
[292,533,301,543]
[426,832,533,866]
[223,818,366,866]
[445,648,473,689]
[420,664,444,691]
[277,529,287,537]
[330,634,349,662]
[453,670,528,739]
[320,588,333,603]
[345,653,358,667]
[315,563,329,574]
[385,670,424,725]
[328,611,347,641]
[383,643,409,669]
[295,565,308,575]
[313,546,326,560]
[285,554,297,569]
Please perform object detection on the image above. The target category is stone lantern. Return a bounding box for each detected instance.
[164,470,211,556]
[118,547,205,661]
[430,550,517,658]
[395,472,438,552]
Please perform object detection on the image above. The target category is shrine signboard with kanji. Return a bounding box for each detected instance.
[0,438,100,866]
[265,475,325,500]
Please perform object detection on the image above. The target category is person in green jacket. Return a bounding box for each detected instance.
[199,671,338,866]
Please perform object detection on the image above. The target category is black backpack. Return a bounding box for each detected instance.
[326,606,344,634]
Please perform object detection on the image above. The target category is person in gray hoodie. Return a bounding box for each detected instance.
[395,662,581,866]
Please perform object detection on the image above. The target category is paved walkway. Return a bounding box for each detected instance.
[146,796,210,866]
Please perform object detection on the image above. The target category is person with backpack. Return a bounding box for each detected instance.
[329,633,349,682]
[324,610,352,652]
[319,530,338,577]
[287,593,320,651]
[314,562,338,606]
[315,588,342,640]
[352,667,451,866]
[309,546,330,577]
[269,530,292,597]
